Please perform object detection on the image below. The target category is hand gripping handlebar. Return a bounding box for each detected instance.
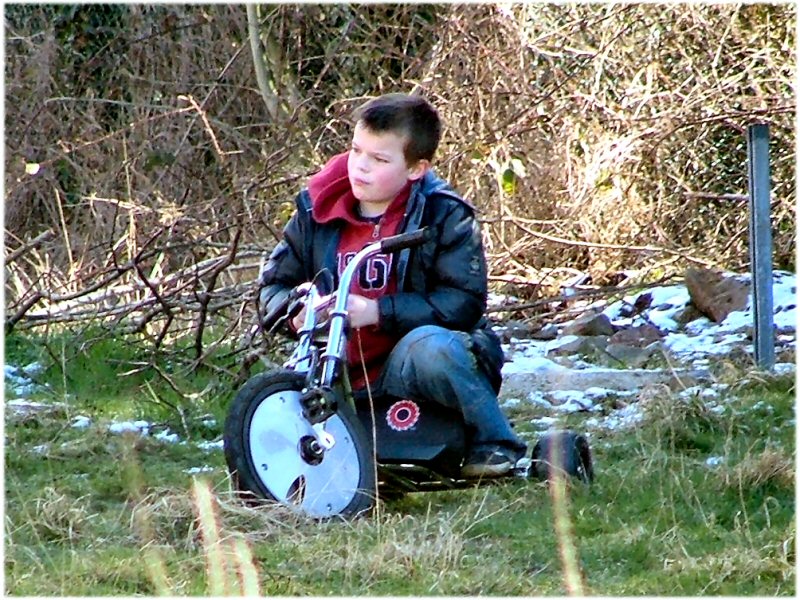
[318,227,432,387]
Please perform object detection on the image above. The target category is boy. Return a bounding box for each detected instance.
[258,93,526,477]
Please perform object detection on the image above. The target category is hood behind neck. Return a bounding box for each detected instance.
[308,151,411,224]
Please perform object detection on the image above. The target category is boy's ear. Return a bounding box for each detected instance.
[407,159,430,181]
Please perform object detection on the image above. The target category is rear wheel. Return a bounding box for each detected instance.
[224,370,376,518]
[531,430,594,484]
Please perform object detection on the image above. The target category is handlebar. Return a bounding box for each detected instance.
[379,227,433,253]
[260,228,431,334]
[260,285,307,333]
[260,292,293,333]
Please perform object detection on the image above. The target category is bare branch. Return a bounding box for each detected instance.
[246,4,281,122]
[4,229,56,265]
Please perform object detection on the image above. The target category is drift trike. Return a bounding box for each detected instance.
[224,229,593,519]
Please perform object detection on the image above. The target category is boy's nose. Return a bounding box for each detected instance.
[353,155,369,173]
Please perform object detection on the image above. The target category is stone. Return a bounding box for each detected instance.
[547,335,609,356]
[674,303,705,325]
[499,366,711,400]
[605,341,661,368]
[620,292,654,318]
[685,267,750,323]
[562,311,615,336]
[609,324,664,347]
[498,320,535,342]
[531,323,559,340]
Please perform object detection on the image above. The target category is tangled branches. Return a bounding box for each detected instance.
[423,4,795,287]
[4,4,796,360]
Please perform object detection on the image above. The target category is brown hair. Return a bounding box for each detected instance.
[351,93,441,164]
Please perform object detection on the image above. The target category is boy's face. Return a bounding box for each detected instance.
[347,121,428,209]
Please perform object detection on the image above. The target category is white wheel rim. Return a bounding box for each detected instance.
[248,389,365,518]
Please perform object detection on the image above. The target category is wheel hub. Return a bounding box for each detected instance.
[299,435,324,466]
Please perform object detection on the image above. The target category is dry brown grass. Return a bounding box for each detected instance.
[26,487,95,544]
[723,447,795,490]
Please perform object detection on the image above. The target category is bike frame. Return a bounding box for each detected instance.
[284,238,384,385]
[273,229,431,450]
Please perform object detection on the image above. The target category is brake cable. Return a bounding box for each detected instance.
[356,329,380,508]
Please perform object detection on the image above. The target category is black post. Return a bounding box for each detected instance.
[746,123,775,371]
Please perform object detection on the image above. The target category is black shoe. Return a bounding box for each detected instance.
[461,445,518,478]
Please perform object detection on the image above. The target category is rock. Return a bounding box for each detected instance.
[685,267,750,323]
[609,324,664,347]
[500,366,711,400]
[674,303,705,325]
[619,292,653,318]
[605,341,661,368]
[498,320,535,342]
[562,311,615,336]
[547,335,608,356]
[632,292,654,314]
[531,323,559,341]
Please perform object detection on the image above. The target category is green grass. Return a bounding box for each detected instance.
[4,331,796,595]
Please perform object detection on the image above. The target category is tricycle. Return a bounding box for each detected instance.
[224,229,593,519]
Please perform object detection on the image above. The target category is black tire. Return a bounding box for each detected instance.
[224,370,376,518]
[531,430,594,484]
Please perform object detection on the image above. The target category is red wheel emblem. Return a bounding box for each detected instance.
[386,400,420,431]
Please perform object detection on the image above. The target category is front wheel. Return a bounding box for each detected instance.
[224,370,376,518]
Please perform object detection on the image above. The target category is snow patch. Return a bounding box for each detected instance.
[499,270,795,418]
[184,465,215,475]
[108,420,151,436]
[584,404,646,431]
[71,416,92,429]
[154,429,180,444]
[197,439,224,452]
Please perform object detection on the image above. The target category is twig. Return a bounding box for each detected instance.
[683,192,748,202]
[487,275,677,316]
[4,229,56,265]
[193,227,242,362]
[179,94,227,161]
[54,189,74,275]
[654,105,795,144]
[133,259,175,337]
[502,204,714,266]
[6,291,45,334]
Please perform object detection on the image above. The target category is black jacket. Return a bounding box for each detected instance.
[258,169,505,391]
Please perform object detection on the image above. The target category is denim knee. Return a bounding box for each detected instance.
[393,325,474,381]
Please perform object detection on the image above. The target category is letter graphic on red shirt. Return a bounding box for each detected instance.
[337,252,393,291]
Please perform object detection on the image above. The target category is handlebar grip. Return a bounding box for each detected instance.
[261,286,306,332]
[379,227,433,254]
[261,293,292,332]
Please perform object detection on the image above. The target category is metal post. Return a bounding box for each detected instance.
[746,123,775,371]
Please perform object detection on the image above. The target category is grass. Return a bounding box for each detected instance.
[3,330,796,595]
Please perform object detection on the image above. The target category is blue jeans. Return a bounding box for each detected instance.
[370,325,526,453]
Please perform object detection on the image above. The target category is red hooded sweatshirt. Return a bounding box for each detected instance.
[307,152,411,390]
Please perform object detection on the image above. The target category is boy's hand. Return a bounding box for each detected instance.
[290,304,308,332]
[346,294,379,329]
[290,293,379,330]
[290,293,335,331]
